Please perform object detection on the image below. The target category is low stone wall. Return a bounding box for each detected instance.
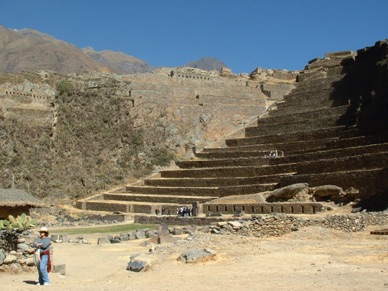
[76,201,153,214]
[210,212,388,237]
[204,203,323,215]
[135,212,388,236]
[135,215,227,226]
[0,230,36,273]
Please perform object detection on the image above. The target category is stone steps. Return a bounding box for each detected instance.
[226,126,355,147]
[293,151,388,175]
[273,100,334,115]
[198,138,336,158]
[255,106,348,127]
[284,88,346,103]
[162,151,388,179]
[247,115,341,137]
[185,142,388,170]
[125,184,277,197]
[103,193,216,204]
[175,156,270,168]
[199,133,388,160]
[293,75,345,89]
[326,133,388,150]
[144,173,293,187]
[271,142,388,165]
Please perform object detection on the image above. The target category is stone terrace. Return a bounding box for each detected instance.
[76,41,388,216]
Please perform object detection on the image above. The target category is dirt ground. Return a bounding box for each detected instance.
[1,223,388,291]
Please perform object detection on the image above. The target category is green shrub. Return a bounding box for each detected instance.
[151,148,175,166]
[0,214,37,232]
[57,80,74,96]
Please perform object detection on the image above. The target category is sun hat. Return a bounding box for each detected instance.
[39,227,49,234]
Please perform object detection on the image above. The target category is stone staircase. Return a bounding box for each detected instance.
[76,50,388,215]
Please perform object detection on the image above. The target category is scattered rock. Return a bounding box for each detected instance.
[179,248,216,263]
[126,255,153,272]
[53,264,66,275]
[97,237,110,245]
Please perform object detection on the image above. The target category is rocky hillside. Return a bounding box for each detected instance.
[0,65,296,202]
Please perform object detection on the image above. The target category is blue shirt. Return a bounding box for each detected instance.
[34,236,51,251]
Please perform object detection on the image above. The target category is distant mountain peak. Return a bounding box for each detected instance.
[184,57,228,72]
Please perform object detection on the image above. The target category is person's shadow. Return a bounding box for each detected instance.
[23,280,38,285]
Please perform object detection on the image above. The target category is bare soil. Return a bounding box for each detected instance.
[1,223,388,291]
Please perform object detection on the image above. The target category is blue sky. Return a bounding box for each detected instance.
[1,0,387,73]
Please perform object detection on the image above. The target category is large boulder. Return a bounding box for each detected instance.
[0,249,6,265]
[266,183,310,202]
[179,248,216,263]
[126,254,153,272]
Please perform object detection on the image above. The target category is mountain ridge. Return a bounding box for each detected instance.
[0,25,228,74]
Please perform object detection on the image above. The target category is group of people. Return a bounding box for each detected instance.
[154,206,193,217]
[176,206,193,217]
[154,207,171,216]
[263,150,284,158]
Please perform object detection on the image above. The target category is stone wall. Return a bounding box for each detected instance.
[209,212,388,237]
[204,203,323,215]
[134,212,388,236]
[0,230,36,273]
[0,88,52,125]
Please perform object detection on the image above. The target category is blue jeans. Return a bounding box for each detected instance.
[38,254,50,285]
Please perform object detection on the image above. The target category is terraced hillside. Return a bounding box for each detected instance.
[76,40,388,215]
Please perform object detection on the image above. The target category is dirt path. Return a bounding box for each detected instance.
[1,225,388,290]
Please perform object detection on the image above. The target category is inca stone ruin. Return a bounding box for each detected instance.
[1,40,388,219]
[74,40,388,218]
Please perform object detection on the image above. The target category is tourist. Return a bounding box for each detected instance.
[33,227,51,286]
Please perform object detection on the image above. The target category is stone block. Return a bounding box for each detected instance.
[120,233,129,241]
[126,255,153,272]
[126,261,147,272]
[281,204,292,213]
[61,234,68,243]
[127,232,136,240]
[291,205,303,214]
[180,248,216,263]
[53,264,66,275]
[135,229,146,239]
[97,237,110,245]
[50,234,60,241]
[271,205,282,213]
[262,205,272,214]
[302,205,314,214]
[233,210,245,217]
